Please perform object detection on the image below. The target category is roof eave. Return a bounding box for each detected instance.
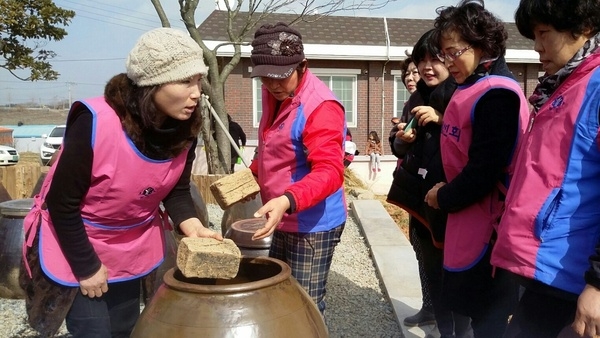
[204,41,540,64]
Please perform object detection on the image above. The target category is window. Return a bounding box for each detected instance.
[316,75,357,127]
[253,78,262,127]
[252,72,358,128]
[394,76,410,118]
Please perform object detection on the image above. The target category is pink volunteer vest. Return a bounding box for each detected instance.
[23,97,188,286]
[441,76,529,271]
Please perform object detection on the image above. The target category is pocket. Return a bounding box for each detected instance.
[535,188,560,240]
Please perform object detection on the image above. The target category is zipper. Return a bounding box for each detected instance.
[527,111,536,133]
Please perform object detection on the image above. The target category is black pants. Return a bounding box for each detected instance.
[503,287,577,338]
[66,279,141,338]
[412,217,471,337]
[409,217,433,310]
[442,246,519,338]
[230,156,237,173]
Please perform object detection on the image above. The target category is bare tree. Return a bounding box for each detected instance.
[151,0,393,174]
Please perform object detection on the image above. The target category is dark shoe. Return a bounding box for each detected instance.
[403,307,437,327]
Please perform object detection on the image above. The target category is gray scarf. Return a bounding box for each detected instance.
[529,32,600,112]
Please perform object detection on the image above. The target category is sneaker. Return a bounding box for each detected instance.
[372,168,376,172]
[377,168,381,172]
[403,307,436,327]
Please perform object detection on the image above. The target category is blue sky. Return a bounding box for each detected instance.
[0,0,521,106]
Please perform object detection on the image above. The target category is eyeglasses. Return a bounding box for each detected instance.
[404,70,419,78]
[436,45,471,63]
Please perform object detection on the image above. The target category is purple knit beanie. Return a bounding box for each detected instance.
[250,22,305,79]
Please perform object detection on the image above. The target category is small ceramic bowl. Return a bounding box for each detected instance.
[225,218,272,249]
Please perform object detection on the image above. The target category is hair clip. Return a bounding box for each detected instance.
[460,0,484,8]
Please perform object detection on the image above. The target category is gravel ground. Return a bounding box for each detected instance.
[0,203,402,338]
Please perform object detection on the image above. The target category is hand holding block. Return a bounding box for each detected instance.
[176,237,241,279]
[209,168,260,210]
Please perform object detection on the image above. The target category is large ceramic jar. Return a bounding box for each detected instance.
[0,198,34,299]
[131,257,328,338]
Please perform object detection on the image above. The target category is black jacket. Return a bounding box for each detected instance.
[387,77,457,247]
[229,120,246,158]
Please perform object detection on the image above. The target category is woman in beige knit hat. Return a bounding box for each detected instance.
[20,27,222,338]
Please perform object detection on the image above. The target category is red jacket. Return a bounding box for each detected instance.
[249,70,347,232]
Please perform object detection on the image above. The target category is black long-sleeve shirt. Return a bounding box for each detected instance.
[436,59,521,213]
[46,106,197,278]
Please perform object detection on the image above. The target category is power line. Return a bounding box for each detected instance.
[46,58,124,63]
[61,0,161,23]
[64,11,157,31]
[1,80,106,89]
[57,0,186,31]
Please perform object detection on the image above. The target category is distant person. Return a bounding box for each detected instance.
[390,57,422,126]
[228,114,246,173]
[365,130,383,173]
[403,56,421,96]
[343,129,358,167]
[20,27,222,338]
[491,0,600,337]
[248,22,347,317]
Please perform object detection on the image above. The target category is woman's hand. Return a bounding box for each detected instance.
[572,284,600,337]
[179,218,223,240]
[425,182,446,209]
[252,195,290,240]
[411,106,443,125]
[396,126,417,143]
[79,264,109,298]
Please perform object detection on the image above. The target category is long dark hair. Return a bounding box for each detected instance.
[104,73,201,159]
[368,131,381,144]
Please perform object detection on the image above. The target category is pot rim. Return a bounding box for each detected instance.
[0,198,34,217]
[163,256,291,294]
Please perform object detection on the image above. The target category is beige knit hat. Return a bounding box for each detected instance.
[126,27,208,86]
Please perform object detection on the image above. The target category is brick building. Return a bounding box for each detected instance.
[198,11,539,153]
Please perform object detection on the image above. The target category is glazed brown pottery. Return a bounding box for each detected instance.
[224,218,272,257]
[0,198,34,299]
[220,195,263,236]
[131,257,328,338]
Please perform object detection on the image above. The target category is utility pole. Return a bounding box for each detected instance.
[66,82,75,107]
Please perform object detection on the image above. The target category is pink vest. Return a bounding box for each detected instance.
[491,54,600,294]
[23,97,188,286]
[441,76,529,271]
[256,70,347,232]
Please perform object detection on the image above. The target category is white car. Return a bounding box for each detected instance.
[40,125,66,166]
[0,145,19,166]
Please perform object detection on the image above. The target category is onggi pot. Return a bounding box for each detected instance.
[131,257,328,338]
[0,198,34,299]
